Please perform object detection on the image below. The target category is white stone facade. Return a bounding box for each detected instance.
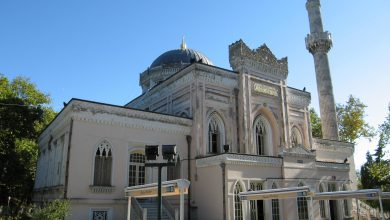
[33,39,356,220]
[33,1,356,218]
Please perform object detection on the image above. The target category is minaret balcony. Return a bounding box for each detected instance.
[305,31,333,54]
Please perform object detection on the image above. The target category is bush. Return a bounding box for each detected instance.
[31,200,69,220]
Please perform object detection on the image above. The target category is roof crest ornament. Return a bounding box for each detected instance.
[180,36,187,50]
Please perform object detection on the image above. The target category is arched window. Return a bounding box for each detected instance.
[297,183,308,220]
[234,182,243,220]
[250,182,263,220]
[129,151,145,186]
[319,184,326,218]
[93,140,112,186]
[253,115,272,155]
[167,156,181,181]
[343,184,350,217]
[208,112,225,154]
[291,127,303,147]
[271,183,280,220]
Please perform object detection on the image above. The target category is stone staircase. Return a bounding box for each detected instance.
[137,198,173,220]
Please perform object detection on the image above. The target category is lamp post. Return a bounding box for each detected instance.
[145,144,177,220]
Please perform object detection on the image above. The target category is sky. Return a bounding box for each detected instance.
[1,0,389,169]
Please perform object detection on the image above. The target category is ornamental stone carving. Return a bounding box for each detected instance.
[229,40,288,79]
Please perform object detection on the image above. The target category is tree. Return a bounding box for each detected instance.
[0,74,55,214]
[360,104,390,211]
[336,95,375,143]
[309,95,375,143]
[310,108,322,138]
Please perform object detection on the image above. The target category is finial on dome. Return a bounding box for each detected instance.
[180,36,187,50]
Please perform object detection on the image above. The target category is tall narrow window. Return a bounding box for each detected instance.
[319,184,326,218]
[343,184,350,217]
[271,183,280,220]
[291,127,303,147]
[250,182,263,220]
[129,152,145,186]
[234,182,243,220]
[93,141,112,186]
[208,113,225,154]
[254,116,269,155]
[297,183,308,220]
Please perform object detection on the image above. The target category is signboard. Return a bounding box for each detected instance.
[253,82,278,97]
[125,185,188,198]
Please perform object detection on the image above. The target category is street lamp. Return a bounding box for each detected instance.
[145,144,177,220]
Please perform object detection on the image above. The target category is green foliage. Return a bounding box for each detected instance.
[310,108,322,138]
[360,104,390,211]
[310,95,374,143]
[31,200,70,220]
[336,95,375,143]
[0,74,55,211]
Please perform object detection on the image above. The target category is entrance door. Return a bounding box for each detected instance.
[257,200,264,220]
[329,200,338,220]
[250,182,264,220]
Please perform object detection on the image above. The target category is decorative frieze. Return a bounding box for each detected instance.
[287,87,311,107]
[196,153,283,168]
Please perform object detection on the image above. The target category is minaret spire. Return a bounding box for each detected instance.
[305,0,339,140]
[180,36,187,50]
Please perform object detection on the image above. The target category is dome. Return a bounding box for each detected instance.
[150,40,213,68]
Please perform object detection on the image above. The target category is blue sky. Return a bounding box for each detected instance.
[1,1,389,169]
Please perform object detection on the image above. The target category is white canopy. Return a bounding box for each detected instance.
[239,186,312,201]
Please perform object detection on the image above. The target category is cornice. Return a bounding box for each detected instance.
[70,100,192,135]
[313,138,354,154]
[196,153,282,168]
[316,161,350,171]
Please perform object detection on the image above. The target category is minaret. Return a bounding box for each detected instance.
[305,0,339,140]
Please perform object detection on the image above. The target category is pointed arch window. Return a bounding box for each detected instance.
[291,127,303,147]
[271,183,280,220]
[297,183,309,220]
[129,152,145,186]
[208,113,225,154]
[254,115,272,156]
[234,182,243,220]
[93,141,112,186]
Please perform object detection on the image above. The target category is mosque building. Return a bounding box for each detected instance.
[33,0,357,219]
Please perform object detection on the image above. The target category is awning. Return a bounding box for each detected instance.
[239,186,312,200]
[124,179,190,198]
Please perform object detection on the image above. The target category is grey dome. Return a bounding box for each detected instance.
[150,48,213,68]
